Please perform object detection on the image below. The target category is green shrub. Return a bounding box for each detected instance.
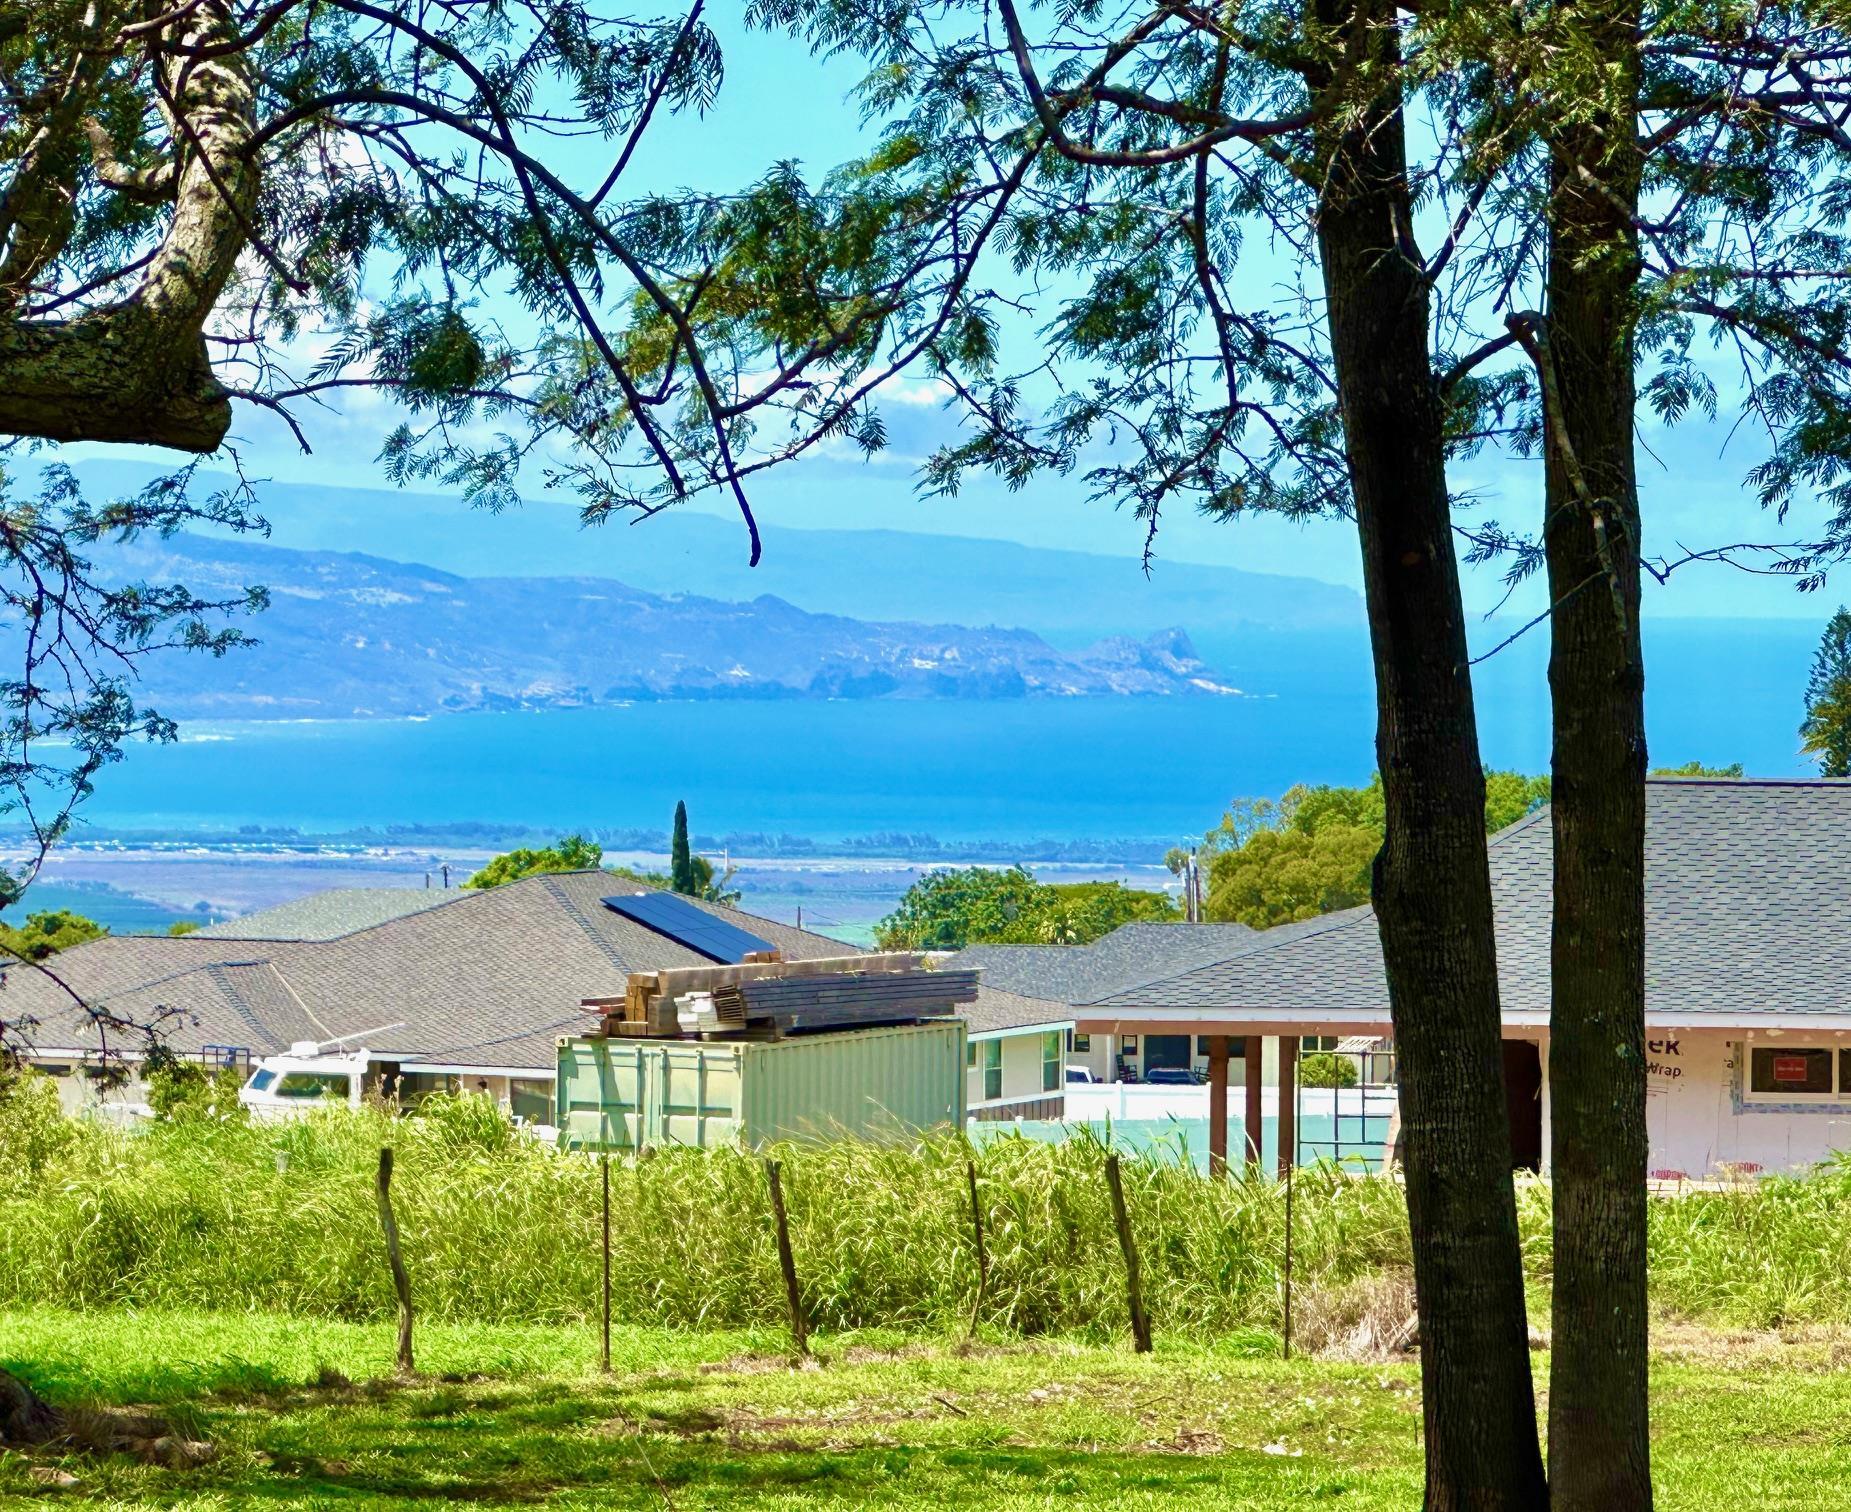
[0,1070,77,1189]
[1298,1053,1359,1089]
[145,1054,247,1123]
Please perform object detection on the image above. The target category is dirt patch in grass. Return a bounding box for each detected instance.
[1650,1320,1851,1370]
[1295,1272,1421,1362]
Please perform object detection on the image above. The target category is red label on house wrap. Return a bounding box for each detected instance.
[1773,1055,1810,1083]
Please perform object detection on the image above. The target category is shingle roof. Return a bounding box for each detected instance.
[10,872,858,1070]
[961,985,1075,1037]
[197,888,452,941]
[947,921,1259,1005]
[1092,779,1851,1022]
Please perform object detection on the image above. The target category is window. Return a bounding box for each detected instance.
[1042,1031,1061,1093]
[274,1072,351,1100]
[1195,1036,1210,1057]
[509,1078,554,1126]
[1746,1045,1851,1100]
[1120,1035,1139,1053]
[982,1038,1002,1101]
[248,1069,276,1092]
[1067,1030,1090,1053]
[966,1039,976,1069]
[1302,1035,1340,1052]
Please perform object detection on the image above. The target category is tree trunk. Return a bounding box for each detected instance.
[0,0,252,455]
[1540,3,1653,1504]
[0,311,231,451]
[1308,3,1546,1505]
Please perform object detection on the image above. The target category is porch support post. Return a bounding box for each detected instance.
[1207,1034,1230,1177]
[1277,1036,1299,1179]
[1244,1035,1264,1171]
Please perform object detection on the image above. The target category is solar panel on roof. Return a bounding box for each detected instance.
[602,893,777,964]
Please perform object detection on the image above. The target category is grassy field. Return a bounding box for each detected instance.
[3,1310,1850,1509]
[8,1088,1851,1335]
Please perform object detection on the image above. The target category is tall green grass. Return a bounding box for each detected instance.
[2,1085,1847,1334]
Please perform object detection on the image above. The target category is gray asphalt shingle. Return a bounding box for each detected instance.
[963,985,1075,1037]
[197,888,453,941]
[10,872,861,1070]
[1091,778,1851,1020]
[947,922,1258,1005]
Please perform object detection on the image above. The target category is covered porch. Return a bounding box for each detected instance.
[1074,1010,1547,1178]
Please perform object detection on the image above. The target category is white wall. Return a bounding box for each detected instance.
[1632,1029,1851,1177]
[969,1029,1057,1107]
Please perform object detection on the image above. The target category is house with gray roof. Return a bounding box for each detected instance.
[13,872,1068,1125]
[1067,778,1851,1180]
[960,984,1075,1120]
[949,921,1269,1089]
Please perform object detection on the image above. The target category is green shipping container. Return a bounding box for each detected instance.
[555,1020,967,1152]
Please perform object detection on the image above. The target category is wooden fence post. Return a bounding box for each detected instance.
[965,1157,989,1339]
[1282,1157,1295,1361]
[1207,1035,1230,1177]
[1103,1153,1152,1354]
[764,1158,810,1358]
[600,1153,613,1373]
[376,1148,414,1376]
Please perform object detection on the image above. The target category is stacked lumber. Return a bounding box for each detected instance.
[713,969,978,1034]
[580,953,975,1041]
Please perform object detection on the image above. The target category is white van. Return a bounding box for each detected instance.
[240,1026,405,1119]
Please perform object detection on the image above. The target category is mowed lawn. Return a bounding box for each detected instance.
[2,1311,1848,1509]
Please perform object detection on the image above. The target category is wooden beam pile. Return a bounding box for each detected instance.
[579,953,975,1041]
[708,968,978,1035]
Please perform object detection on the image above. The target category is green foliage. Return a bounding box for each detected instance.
[0,1104,1408,1333]
[0,1070,75,1191]
[0,908,105,962]
[1206,824,1380,930]
[464,835,604,890]
[1299,1053,1360,1090]
[1652,761,1745,779]
[1801,609,1851,779]
[2,1101,1850,1336]
[3,1309,1848,1511]
[874,867,1179,950]
[167,920,203,936]
[462,828,738,905]
[143,1051,247,1124]
[670,801,695,895]
[1203,772,1548,929]
[1482,771,1554,834]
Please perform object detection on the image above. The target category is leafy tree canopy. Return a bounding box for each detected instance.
[875,866,1178,951]
[464,835,604,889]
[464,832,740,904]
[1203,771,1548,929]
[0,909,106,963]
[1651,761,1745,778]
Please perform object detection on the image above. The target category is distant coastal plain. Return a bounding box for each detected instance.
[10,839,1174,947]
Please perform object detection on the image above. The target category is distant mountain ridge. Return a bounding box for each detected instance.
[66,463,1367,642]
[85,534,1241,718]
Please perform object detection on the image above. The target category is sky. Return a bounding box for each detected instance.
[54,12,1851,627]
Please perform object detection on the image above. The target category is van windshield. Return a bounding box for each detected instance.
[275,1072,351,1100]
[247,1069,276,1092]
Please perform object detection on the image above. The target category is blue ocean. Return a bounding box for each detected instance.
[71,619,1817,844]
[68,618,1806,843]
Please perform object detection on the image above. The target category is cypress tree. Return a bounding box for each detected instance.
[1802,609,1851,779]
[669,802,695,895]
